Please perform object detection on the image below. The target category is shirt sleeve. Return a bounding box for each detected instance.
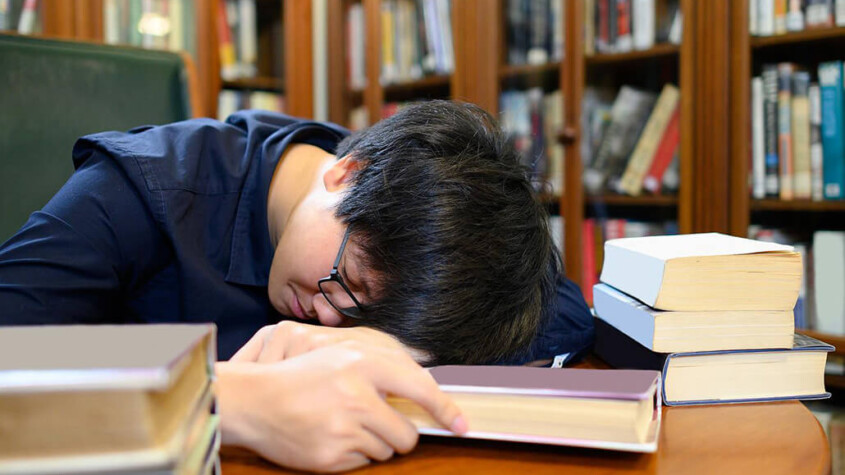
[0,152,167,325]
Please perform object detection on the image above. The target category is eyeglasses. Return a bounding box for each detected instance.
[318,228,366,320]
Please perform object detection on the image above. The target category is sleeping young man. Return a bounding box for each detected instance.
[0,100,593,471]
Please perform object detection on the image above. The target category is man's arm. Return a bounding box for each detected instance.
[0,153,166,324]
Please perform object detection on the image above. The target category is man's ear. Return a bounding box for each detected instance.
[323,155,360,192]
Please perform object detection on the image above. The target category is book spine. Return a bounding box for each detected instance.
[642,104,680,194]
[818,61,845,199]
[16,0,36,34]
[758,0,775,35]
[620,84,680,196]
[169,0,184,52]
[217,0,237,81]
[615,0,632,52]
[661,150,681,193]
[752,77,767,199]
[786,0,805,31]
[632,0,654,50]
[763,65,781,197]
[436,0,454,73]
[792,72,812,199]
[551,0,564,61]
[774,0,787,33]
[597,0,610,53]
[809,84,825,201]
[584,0,596,55]
[749,0,759,35]
[237,0,257,78]
[777,63,795,200]
[527,0,549,65]
[837,0,845,25]
[582,219,597,306]
[608,0,618,51]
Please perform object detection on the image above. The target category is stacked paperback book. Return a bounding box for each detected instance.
[0,324,219,475]
[593,232,834,406]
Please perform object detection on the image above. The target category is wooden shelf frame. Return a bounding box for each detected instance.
[585,43,680,65]
[222,76,286,93]
[750,26,845,48]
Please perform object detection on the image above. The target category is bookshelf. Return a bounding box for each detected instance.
[729,0,845,355]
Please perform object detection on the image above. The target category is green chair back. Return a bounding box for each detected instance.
[0,34,194,242]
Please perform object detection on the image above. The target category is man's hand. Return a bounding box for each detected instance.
[230,320,430,364]
[215,341,467,472]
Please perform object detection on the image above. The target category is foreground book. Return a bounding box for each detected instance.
[594,318,832,406]
[600,232,802,311]
[593,283,795,352]
[0,324,217,474]
[388,366,662,453]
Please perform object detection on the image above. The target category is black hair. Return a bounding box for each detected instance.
[334,100,559,365]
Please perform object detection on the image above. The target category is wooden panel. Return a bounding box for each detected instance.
[327,0,349,125]
[561,0,584,285]
[40,0,76,38]
[285,0,314,118]
[452,0,500,115]
[728,0,751,237]
[195,0,219,118]
[585,44,679,65]
[678,0,694,234]
[220,401,829,475]
[363,0,383,123]
[689,0,730,233]
[74,0,103,41]
[751,26,845,47]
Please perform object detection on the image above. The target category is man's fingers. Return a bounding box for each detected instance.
[362,353,466,435]
[355,427,397,462]
[358,387,419,454]
[229,325,274,362]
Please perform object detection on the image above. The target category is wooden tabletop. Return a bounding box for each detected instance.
[220,400,830,475]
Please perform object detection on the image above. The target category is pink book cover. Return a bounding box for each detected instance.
[420,366,662,453]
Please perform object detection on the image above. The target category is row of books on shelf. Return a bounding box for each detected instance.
[751,61,845,200]
[346,0,454,90]
[582,84,681,196]
[581,218,679,305]
[0,325,219,474]
[583,0,681,56]
[499,88,564,195]
[0,0,38,35]
[217,0,270,81]
[504,0,564,66]
[593,233,833,406]
[749,0,845,36]
[217,89,284,121]
[103,0,197,59]
[749,226,845,336]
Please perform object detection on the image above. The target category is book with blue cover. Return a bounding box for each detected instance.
[594,318,833,406]
[818,61,845,200]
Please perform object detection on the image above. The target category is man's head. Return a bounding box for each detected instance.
[269,100,559,365]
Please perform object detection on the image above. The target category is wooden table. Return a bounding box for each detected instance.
[221,400,830,474]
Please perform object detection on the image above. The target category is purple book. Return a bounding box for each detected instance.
[390,366,662,453]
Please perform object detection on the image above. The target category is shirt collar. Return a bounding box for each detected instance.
[224,121,349,286]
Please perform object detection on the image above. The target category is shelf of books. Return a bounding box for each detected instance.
[216,0,286,120]
[329,0,456,131]
[564,0,688,305]
[731,0,845,379]
[0,0,41,35]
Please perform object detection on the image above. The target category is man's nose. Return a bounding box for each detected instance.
[312,293,346,327]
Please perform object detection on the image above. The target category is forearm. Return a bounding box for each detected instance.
[215,361,263,449]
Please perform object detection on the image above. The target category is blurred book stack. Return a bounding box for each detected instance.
[749,0,845,37]
[583,0,682,55]
[592,232,834,406]
[0,324,218,475]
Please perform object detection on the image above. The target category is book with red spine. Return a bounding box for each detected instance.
[642,103,680,194]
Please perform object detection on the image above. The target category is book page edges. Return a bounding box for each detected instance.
[593,284,656,350]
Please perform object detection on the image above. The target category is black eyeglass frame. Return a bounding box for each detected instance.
[317,228,366,319]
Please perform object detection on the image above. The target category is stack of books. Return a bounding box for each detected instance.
[593,232,834,406]
[0,324,219,475]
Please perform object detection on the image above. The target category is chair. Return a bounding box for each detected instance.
[0,33,200,242]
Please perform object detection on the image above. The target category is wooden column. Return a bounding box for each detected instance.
[451,0,501,116]
[285,0,315,118]
[728,0,752,236]
[363,0,383,123]
[561,0,585,285]
[688,0,731,233]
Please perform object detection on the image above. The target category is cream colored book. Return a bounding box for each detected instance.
[600,233,802,311]
[0,324,215,472]
[388,366,662,453]
[593,283,795,353]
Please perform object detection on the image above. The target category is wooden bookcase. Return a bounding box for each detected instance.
[35,0,314,120]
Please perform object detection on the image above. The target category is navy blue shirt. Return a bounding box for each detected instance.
[0,110,593,362]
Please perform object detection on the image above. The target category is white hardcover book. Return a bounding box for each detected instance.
[758,0,776,35]
[168,0,184,52]
[752,77,767,199]
[600,233,796,310]
[436,0,454,73]
[813,231,845,336]
[668,9,682,44]
[632,0,655,50]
